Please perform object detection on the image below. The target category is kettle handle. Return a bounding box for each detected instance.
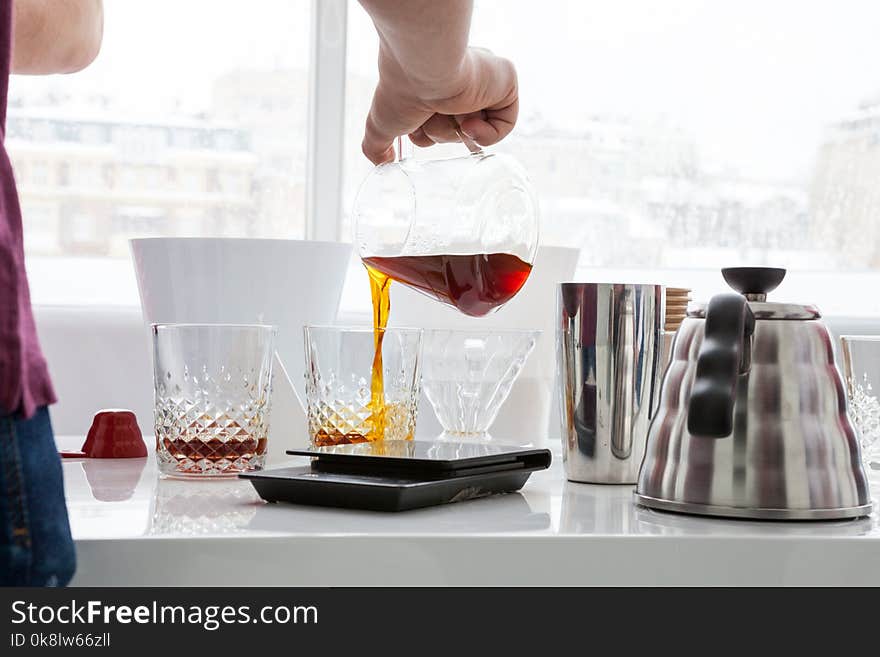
[687,293,755,438]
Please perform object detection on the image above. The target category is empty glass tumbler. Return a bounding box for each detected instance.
[152,323,276,477]
[304,326,423,446]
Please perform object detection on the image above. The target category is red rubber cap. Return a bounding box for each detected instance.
[79,409,147,458]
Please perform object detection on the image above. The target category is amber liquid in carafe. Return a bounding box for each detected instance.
[362,253,532,318]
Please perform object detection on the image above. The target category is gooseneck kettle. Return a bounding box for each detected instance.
[636,267,871,520]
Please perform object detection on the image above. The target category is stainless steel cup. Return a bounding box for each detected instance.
[557,283,664,483]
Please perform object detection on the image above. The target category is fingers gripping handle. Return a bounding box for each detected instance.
[687,293,756,438]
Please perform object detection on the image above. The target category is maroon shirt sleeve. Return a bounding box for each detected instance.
[0,0,58,418]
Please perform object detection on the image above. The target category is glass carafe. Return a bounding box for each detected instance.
[353,136,539,317]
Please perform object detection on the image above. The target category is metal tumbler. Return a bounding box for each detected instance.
[557,283,664,484]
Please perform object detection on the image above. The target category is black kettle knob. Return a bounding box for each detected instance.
[687,293,755,438]
[721,267,786,301]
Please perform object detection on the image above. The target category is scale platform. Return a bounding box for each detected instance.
[240,440,552,512]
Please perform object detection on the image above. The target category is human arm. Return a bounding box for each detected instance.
[358,0,518,164]
[12,0,104,74]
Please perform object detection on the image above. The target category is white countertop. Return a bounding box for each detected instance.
[60,436,880,586]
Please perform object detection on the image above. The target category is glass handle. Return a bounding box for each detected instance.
[448,115,483,155]
[395,135,414,162]
[394,117,483,160]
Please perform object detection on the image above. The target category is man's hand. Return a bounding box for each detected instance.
[363,46,518,165]
[359,0,518,165]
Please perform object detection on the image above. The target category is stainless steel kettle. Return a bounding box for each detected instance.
[635,267,872,520]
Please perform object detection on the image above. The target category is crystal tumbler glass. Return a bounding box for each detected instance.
[152,323,276,477]
[304,326,422,446]
[841,335,880,474]
[422,328,540,440]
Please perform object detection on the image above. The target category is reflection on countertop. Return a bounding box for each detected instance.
[559,480,877,537]
[150,478,263,536]
[59,435,880,542]
[246,488,551,535]
[79,456,148,502]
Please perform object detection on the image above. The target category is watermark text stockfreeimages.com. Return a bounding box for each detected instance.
[10,599,317,632]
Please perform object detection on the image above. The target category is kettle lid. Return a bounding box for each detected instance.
[687,267,821,320]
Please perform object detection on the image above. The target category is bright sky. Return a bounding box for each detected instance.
[11,0,880,183]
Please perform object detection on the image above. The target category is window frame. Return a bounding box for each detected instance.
[305,0,348,243]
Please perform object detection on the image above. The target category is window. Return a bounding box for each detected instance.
[7,0,880,315]
[343,0,880,316]
[7,0,310,305]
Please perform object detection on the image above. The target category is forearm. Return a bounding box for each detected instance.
[12,0,104,74]
[358,0,473,98]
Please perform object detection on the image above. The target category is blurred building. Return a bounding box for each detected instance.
[500,114,810,268]
[211,68,309,238]
[810,97,880,268]
[7,106,259,257]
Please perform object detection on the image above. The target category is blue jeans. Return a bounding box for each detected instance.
[0,407,76,586]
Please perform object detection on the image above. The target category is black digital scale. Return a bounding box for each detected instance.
[240,441,552,512]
